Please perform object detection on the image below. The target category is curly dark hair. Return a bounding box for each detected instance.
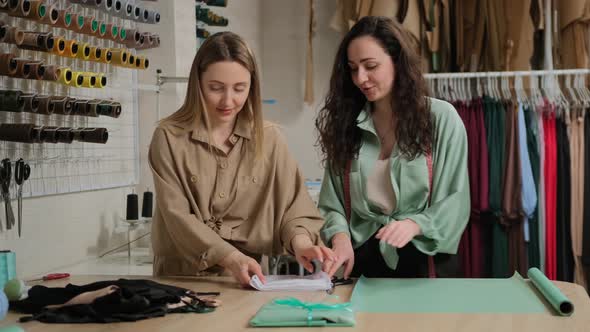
[316,16,432,175]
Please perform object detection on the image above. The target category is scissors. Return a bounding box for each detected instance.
[0,158,15,231]
[15,158,30,237]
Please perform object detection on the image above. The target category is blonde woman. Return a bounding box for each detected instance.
[149,32,333,286]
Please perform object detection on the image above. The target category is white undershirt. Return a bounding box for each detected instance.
[366,159,396,215]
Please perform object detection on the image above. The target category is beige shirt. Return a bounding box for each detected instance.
[149,114,323,276]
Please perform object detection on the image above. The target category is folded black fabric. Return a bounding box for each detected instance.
[10,279,213,323]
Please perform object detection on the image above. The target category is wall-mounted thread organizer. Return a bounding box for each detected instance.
[0,0,159,199]
[195,0,227,47]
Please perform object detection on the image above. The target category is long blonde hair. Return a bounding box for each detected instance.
[160,31,264,159]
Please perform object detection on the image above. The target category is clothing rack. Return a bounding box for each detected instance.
[425,69,590,79]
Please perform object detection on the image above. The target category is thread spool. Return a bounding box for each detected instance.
[51,36,65,55]
[21,93,38,112]
[142,8,159,24]
[122,28,139,44]
[74,127,108,144]
[126,191,138,220]
[40,3,58,24]
[135,56,147,69]
[50,96,72,115]
[97,101,120,117]
[11,58,30,78]
[3,278,29,301]
[126,53,135,68]
[0,53,17,76]
[41,126,59,143]
[26,0,43,19]
[41,64,60,81]
[117,27,126,43]
[0,89,24,112]
[132,4,141,21]
[63,39,78,58]
[35,95,54,115]
[75,42,90,60]
[97,21,107,38]
[54,9,73,29]
[9,0,31,18]
[95,74,107,88]
[80,16,98,35]
[0,123,39,143]
[104,23,117,41]
[16,31,54,52]
[86,100,99,117]
[56,127,74,143]
[57,66,72,85]
[89,46,101,61]
[142,190,153,218]
[2,26,17,44]
[99,0,113,11]
[72,14,84,33]
[109,48,127,66]
[81,74,97,88]
[112,0,123,17]
[99,48,112,63]
[124,0,133,18]
[26,61,44,80]
[69,71,84,87]
[73,99,89,115]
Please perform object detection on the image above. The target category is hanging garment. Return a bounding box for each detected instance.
[543,110,558,280]
[503,101,527,276]
[485,97,510,278]
[569,110,586,288]
[524,106,541,268]
[555,115,574,282]
[537,106,547,273]
[518,104,537,249]
[579,110,590,289]
[558,0,590,68]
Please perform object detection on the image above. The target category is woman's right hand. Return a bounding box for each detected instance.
[325,232,355,279]
[219,250,266,288]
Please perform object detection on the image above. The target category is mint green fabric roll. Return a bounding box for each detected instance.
[527,268,574,316]
[0,326,24,332]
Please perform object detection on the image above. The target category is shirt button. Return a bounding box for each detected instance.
[220,161,228,169]
[230,136,238,143]
[190,175,197,183]
[252,176,258,184]
[219,192,226,198]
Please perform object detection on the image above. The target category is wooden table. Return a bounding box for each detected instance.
[1,275,589,331]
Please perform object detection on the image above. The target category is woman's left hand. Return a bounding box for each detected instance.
[291,235,336,273]
[375,219,422,248]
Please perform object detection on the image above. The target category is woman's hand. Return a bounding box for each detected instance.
[375,219,422,248]
[219,250,266,288]
[291,234,336,273]
[325,232,355,279]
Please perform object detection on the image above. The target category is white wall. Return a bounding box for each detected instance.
[260,0,341,179]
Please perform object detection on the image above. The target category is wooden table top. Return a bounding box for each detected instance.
[1,275,589,332]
